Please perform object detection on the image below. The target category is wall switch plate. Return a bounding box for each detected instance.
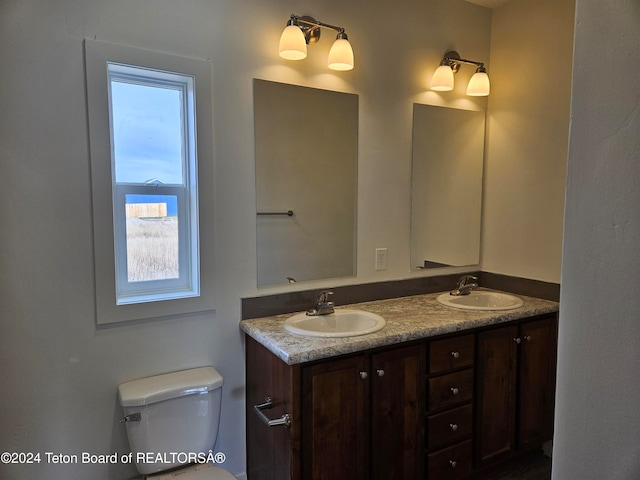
[375,248,388,270]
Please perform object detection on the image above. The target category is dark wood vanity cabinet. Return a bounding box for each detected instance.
[426,334,475,479]
[246,313,557,480]
[303,345,425,480]
[425,314,557,479]
[246,336,425,480]
[246,336,301,480]
[475,315,558,467]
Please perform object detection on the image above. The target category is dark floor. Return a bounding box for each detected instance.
[484,455,552,480]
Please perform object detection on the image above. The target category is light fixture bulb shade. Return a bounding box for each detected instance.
[430,65,455,91]
[466,71,490,96]
[279,25,307,60]
[328,38,354,71]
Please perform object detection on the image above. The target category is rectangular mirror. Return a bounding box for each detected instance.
[254,79,358,287]
[411,104,485,270]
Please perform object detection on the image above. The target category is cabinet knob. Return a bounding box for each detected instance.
[513,337,522,344]
[524,335,532,342]
[450,423,458,431]
[376,369,385,377]
[451,351,460,359]
[449,460,457,469]
[450,387,459,395]
[359,371,368,380]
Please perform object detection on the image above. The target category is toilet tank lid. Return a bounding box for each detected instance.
[118,366,223,407]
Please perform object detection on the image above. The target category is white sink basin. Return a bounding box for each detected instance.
[437,291,524,311]
[284,309,386,338]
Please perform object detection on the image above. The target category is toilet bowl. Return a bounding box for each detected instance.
[118,366,237,479]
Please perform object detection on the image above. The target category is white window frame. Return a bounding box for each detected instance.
[85,39,215,324]
[108,64,199,304]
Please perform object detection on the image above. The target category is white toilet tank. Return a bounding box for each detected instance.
[118,366,224,476]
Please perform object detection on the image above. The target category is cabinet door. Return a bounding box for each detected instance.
[246,336,300,480]
[302,355,369,480]
[475,325,518,465]
[371,345,425,480]
[518,316,557,449]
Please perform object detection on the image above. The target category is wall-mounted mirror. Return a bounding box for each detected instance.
[254,79,358,287]
[411,104,485,270]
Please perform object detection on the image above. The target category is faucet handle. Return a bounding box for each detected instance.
[456,275,478,287]
[318,290,334,303]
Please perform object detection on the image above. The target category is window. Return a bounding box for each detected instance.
[108,64,199,304]
[85,40,214,324]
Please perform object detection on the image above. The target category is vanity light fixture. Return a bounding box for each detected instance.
[279,14,354,71]
[430,51,490,96]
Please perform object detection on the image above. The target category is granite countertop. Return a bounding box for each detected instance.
[239,290,559,365]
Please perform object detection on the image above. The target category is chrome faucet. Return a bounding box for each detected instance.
[450,275,479,296]
[306,290,335,316]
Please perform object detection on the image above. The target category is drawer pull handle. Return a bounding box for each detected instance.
[360,371,368,380]
[253,397,291,428]
[450,423,458,431]
[451,351,460,359]
[449,460,457,469]
[376,369,385,377]
[451,387,459,395]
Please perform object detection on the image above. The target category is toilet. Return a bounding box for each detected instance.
[118,366,237,479]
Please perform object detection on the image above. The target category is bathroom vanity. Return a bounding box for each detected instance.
[241,291,558,480]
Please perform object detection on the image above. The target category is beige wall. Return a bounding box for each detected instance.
[554,0,640,478]
[0,1,492,479]
[0,0,576,478]
[482,0,574,283]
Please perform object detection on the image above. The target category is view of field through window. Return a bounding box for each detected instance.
[110,73,186,286]
[125,195,179,282]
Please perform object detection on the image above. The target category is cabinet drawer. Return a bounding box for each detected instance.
[428,369,474,412]
[427,403,473,451]
[429,335,475,374]
[427,439,473,480]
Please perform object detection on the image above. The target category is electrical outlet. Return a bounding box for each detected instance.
[375,248,388,270]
